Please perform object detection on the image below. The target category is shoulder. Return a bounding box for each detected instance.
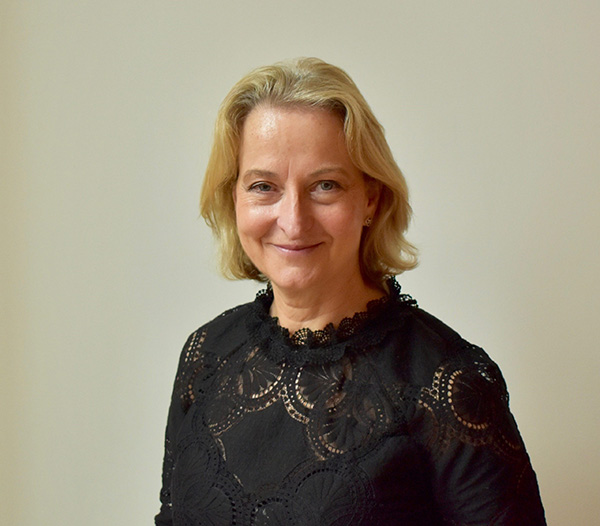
[396,307,518,446]
[184,300,254,355]
[402,305,463,349]
[384,279,478,366]
[383,306,526,461]
[386,302,500,387]
[173,300,254,410]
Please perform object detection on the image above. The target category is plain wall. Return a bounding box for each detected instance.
[2,1,599,524]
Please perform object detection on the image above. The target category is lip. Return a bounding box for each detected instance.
[270,243,322,254]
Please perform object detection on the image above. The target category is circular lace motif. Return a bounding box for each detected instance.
[307,380,395,458]
[421,351,524,460]
[252,498,296,525]
[172,425,242,526]
[450,367,504,430]
[236,346,284,400]
[289,463,374,525]
[203,346,286,435]
[296,358,353,409]
[173,484,237,526]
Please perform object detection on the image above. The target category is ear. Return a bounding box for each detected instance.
[365,177,381,216]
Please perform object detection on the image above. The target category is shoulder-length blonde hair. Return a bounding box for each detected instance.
[200,57,417,286]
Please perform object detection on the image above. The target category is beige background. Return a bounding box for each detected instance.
[2,1,599,524]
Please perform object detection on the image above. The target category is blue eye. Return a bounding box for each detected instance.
[250,182,273,192]
[318,180,338,191]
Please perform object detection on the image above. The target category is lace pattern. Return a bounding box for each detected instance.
[156,279,545,525]
[248,278,417,366]
[418,343,524,461]
[174,408,376,526]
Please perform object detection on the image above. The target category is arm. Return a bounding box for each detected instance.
[419,350,546,525]
[155,329,209,525]
[154,402,183,525]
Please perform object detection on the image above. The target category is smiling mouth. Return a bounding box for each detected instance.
[271,243,322,253]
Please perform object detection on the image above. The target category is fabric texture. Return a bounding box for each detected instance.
[155,279,546,525]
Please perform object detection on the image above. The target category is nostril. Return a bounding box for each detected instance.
[276,198,312,236]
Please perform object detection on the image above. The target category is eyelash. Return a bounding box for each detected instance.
[316,180,340,191]
[248,182,274,192]
[247,180,341,194]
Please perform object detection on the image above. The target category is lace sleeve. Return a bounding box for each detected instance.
[154,329,210,525]
[417,346,546,525]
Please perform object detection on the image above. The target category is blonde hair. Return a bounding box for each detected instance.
[200,57,417,285]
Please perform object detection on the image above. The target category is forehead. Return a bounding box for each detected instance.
[243,103,342,132]
[239,105,349,163]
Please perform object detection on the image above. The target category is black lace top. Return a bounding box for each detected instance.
[155,280,545,525]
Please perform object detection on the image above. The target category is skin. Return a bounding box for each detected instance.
[234,105,382,333]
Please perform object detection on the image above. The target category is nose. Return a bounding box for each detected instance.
[276,190,313,239]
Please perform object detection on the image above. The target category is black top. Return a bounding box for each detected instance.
[155,280,545,525]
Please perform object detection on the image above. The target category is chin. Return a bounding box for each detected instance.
[266,269,323,293]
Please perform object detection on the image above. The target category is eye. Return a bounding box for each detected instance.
[249,182,273,193]
[317,180,339,191]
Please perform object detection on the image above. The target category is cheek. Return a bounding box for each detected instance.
[320,205,364,239]
[235,202,274,240]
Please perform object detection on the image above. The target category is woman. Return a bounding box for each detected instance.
[156,58,546,525]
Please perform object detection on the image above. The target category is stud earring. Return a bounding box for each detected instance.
[364,217,372,227]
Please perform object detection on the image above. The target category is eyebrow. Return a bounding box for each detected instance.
[309,167,350,178]
[239,169,277,181]
[239,166,350,181]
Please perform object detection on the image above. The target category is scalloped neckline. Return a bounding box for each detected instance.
[246,278,417,365]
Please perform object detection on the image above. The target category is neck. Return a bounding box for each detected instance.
[270,275,385,334]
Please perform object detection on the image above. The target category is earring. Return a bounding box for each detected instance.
[364,217,372,227]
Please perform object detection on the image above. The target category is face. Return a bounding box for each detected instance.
[234,105,379,295]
